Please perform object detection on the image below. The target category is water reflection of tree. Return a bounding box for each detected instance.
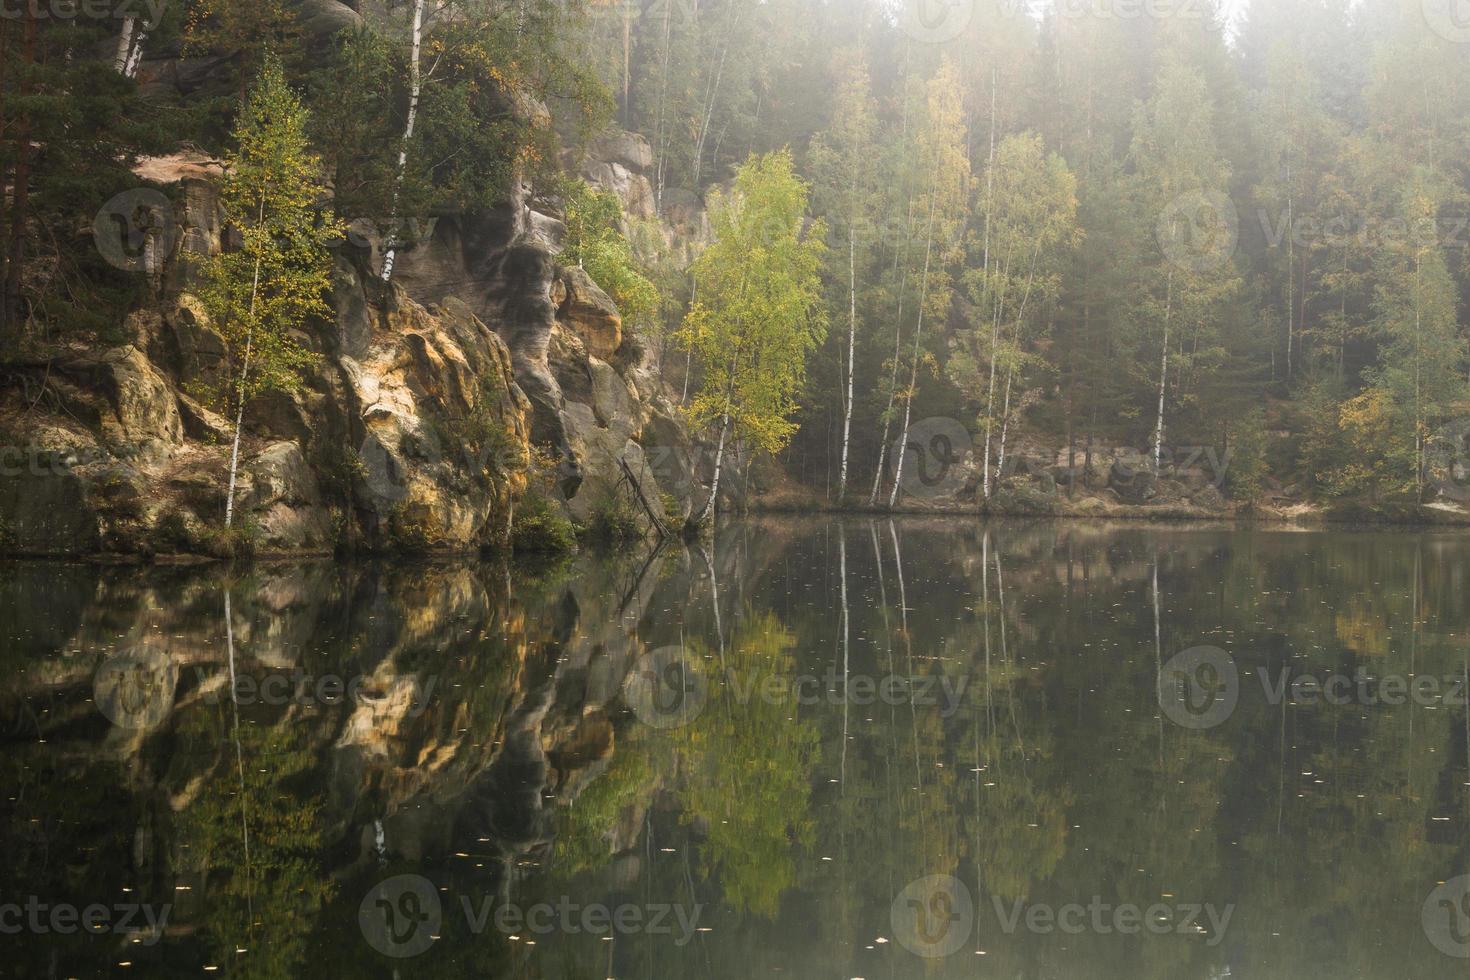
[679,611,819,916]
[168,590,335,979]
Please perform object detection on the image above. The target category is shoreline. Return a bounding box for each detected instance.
[4,499,1467,564]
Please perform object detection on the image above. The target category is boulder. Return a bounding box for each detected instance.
[554,266,622,360]
[295,0,365,36]
[589,358,638,439]
[1108,457,1158,504]
[559,403,666,530]
[341,288,530,550]
[55,346,185,462]
[588,130,655,172]
[245,442,333,550]
[1191,484,1227,510]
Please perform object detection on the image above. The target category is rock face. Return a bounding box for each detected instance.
[553,266,622,360]
[0,123,703,556]
[390,158,700,535]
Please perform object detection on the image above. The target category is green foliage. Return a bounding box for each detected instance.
[511,495,577,554]
[581,494,641,546]
[197,523,259,560]
[1225,406,1269,503]
[0,1,174,339]
[677,613,818,916]
[197,57,340,410]
[559,178,660,331]
[308,28,401,222]
[555,749,656,873]
[680,150,828,456]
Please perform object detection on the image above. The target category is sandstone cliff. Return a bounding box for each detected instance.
[0,130,700,556]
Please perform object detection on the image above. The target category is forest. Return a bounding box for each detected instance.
[0,0,1468,548]
[576,0,1470,515]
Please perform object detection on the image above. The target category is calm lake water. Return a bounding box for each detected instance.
[4,518,1470,978]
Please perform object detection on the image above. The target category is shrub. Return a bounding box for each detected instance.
[511,495,576,554]
[582,495,640,545]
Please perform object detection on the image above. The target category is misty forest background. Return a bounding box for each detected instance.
[1,0,1469,514]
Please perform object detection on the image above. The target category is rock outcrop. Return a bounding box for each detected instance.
[0,126,703,556]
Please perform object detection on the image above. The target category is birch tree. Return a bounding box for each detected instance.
[680,150,827,525]
[887,58,970,508]
[1130,52,1238,475]
[808,49,878,504]
[952,133,1078,499]
[198,59,340,529]
[379,0,429,282]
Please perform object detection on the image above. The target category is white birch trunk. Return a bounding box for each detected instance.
[979,71,999,500]
[996,368,1014,484]
[696,411,726,525]
[887,202,938,509]
[838,229,856,502]
[124,28,148,78]
[225,208,265,529]
[380,0,426,283]
[1154,267,1173,475]
[114,17,135,73]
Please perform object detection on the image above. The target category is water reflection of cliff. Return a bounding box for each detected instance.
[3,520,1470,978]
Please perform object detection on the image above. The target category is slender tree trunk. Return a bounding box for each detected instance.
[869,51,915,506]
[651,0,674,214]
[1154,267,1173,475]
[980,244,1016,499]
[887,201,938,509]
[996,368,1014,484]
[125,28,149,78]
[680,275,698,404]
[124,29,148,77]
[1284,169,1293,377]
[868,275,905,506]
[694,382,732,524]
[380,0,426,282]
[691,33,731,189]
[621,8,631,125]
[978,71,999,500]
[225,252,264,528]
[1065,400,1076,499]
[981,296,1002,499]
[1413,252,1423,498]
[838,227,856,503]
[1338,246,1347,380]
[114,18,136,72]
